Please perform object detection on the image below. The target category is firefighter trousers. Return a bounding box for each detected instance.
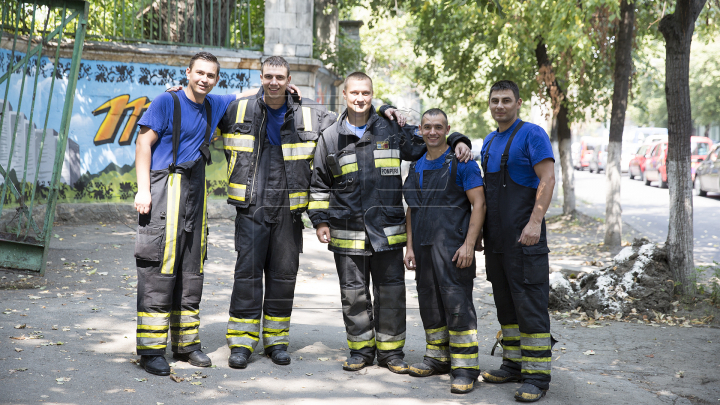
[485,250,553,390]
[334,248,406,364]
[135,160,208,356]
[226,207,304,354]
[415,244,479,380]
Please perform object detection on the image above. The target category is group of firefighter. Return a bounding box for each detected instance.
[132,52,556,402]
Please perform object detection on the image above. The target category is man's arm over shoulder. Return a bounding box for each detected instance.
[398,123,427,162]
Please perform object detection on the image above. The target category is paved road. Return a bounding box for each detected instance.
[571,170,720,265]
[1,221,719,404]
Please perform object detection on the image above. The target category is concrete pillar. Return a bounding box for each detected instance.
[264,0,314,58]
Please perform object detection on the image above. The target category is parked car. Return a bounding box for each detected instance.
[628,144,651,180]
[578,139,597,170]
[621,142,642,173]
[694,143,720,196]
[588,142,608,173]
[643,136,713,188]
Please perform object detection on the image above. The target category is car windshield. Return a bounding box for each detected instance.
[636,145,647,155]
[692,141,710,156]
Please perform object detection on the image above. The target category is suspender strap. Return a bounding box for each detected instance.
[198,100,213,165]
[481,121,525,179]
[169,92,182,173]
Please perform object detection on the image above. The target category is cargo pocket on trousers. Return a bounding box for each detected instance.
[135,226,165,262]
[521,245,550,284]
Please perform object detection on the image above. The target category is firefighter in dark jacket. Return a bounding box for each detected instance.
[403,108,486,394]
[479,80,556,403]
[308,72,473,374]
[216,56,337,369]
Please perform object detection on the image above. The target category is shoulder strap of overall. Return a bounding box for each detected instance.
[501,120,525,187]
[482,134,496,174]
[199,99,213,165]
[448,152,459,183]
[169,92,181,173]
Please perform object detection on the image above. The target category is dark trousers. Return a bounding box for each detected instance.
[485,250,552,390]
[334,249,406,364]
[415,245,479,379]
[226,207,303,354]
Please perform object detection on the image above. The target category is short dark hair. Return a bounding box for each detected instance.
[261,56,290,76]
[421,108,448,126]
[344,71,373,88]
[489,80,520,102]
[189,51,220,75]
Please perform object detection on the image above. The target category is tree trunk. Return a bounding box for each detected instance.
[557,103,575,215]
[604,0,635,248]
[658,0,706,295]
[550,118,561,203]
[141,0,233,47]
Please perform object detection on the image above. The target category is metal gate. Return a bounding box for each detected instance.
[0,0,87,275]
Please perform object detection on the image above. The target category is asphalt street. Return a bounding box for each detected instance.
[571,170,720,265]
[1,220,718,405]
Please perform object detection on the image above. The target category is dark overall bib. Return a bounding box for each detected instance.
[135,93,211,356]
[403,153,479,380]
[227,131,304,356]
[482,121,553,390]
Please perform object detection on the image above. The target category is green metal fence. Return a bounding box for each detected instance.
[0,0,87,275]
[3,0,264,49]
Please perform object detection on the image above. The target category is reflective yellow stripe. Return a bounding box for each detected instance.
[200,180,207,274]
[282,141,316,160]
[450,342,478,348]
[176,329,199,335]
[376,340,405,350]
[504,336,521,340]
[347,338,375,350]
[138,312,170,318]
[501,324,519,330]
[170,322,199,327]
[137,333,168,338]
[450,353,479,359]
[520,333,551,338]
[161,173,182,274]
[289,192,309,210]
[522,357,552,362]
[264,315,291,322]
[503,346,521,350]
[308,201,329,209]
[138,325,169,330]
[426,326,448,334]
[374,158,400,168]
[331,238,365,250]
[449,329,478,336]
[229,317,261,324]
[227,152,237,179]
[236,99,248,123]
[337,162,358,176]
[138,345,166,350]
[228,183,247,201]
[226,332,260,340]
[387,233,407,245]
[302,106,313,132]
[173,340,200,347]
[521,345,551,351]
[171,310,199,316]
[523,369,552,375]
[222,133,254,152]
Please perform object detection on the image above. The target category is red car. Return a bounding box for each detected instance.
[643,136,713,188]
[628,144,651,180]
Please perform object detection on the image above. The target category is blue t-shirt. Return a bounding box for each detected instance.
[345,120,367,138]
[139,91,235,170]
[480,119,554,188]
[266,102,287,146]
[415,147,484,191]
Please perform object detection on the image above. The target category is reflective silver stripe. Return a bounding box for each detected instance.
[373,149,400,159]
[426,327,449,344]
[228,183,247,201]
[282,142,316,160]
[137,334,167,348]
[310,192,330,201]
[451,354,479,369]
[338,154,357,166]
[263,316,290,332]
[376,331,406,342]
[263,334,289,348]
[503,345,522,360]
[330,229,365,240]
[426,344,450,361]
[521,336,551,350]
[347,329,375,342]
[383,224,406,236]
[138,315,170,326]
[227,318,261,352]
[289,192,308,210]
[171,330,199,342]
[228,318,261,332]
[448,329,477,344]
[223,134,254,152]
[522,357,552,370]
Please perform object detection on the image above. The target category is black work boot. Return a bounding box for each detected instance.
[173,350,212,367]
[409,361,450,377]
[266,346,291,366]
[514,383,547,402]
[451,376,478,394]
[140,355,170,376]
[482,368,522,384]
[343,355,369,371]
[382,358,409,374]
[228,348,251,369]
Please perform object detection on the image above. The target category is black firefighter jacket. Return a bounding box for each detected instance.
[218,90,336,214]
[308,106,471,255]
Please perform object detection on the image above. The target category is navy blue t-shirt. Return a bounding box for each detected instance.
[415,147,484,191]
[139,91,235,170]
[481,119,554,188]
[266,102,287,146]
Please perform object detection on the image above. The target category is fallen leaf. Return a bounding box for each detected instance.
[317,357,329,361]
[191,381,202,385]
[306,373,313,376]
[124,388,135,392]
[170,375,184,383]
[583,350,596,356]
[134,378,147,382]
[645,354,654,358]
[14,348,22,352]
[14,324,26,329]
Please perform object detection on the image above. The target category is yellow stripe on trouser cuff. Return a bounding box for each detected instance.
[425,326,449,343]
[227,317,261,353]
[347,330,375,350]
[522,357,552,374]
[228,183,247,201]
[289,192,308,210]
[348,337,375,350]
[450,353,480,369]
[137,312,170,350]
[200,180,207,273]
[426,344,450,361]
[171,322,199,327]
[161,173,182,274]
[172,310,199,316]
[263,315,290,348]
[139,324,169,330]
[138,312,170,318]
[376,332,405,350]
[282,142,316,160]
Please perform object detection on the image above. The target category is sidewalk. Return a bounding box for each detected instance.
[1,216,719,404]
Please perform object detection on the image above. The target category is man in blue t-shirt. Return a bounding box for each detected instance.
[133,52,254,377]
[479,80,556,403]
[402,109,486,394]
